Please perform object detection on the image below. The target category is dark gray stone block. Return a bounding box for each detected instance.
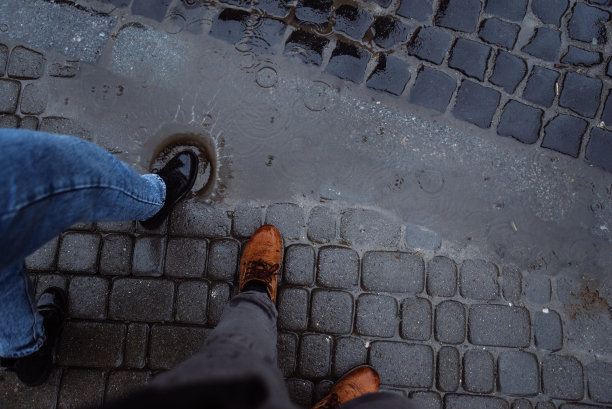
[426,256,457,297]
[310,289,353,334]
[586,361,612,403]
[39,116,89,139]
[333,5,373,41]
[469,304,530,347]
[369,342,433,387]
[333,337,367,378]
[278,288,309,331]
[298,334,332,378]
[278,332,298,377]
[522,28,561,62]
[295,0,333,25]
[0,114,19,128]
[176,281,209,324]
[568,3,610,44]
[265,203,305,240]
[513,399,534,409]
[434,300,465,344]
[449,38,491,81]
[437,346,460,391]
[58,369,105,409]
[35,274,67,299]
[410,67,456,112]
[479,18,520,50]
[284,30,329,66]
[561,46,602,67]
[585,127,612,173]
[0,44,7,75]
[207,238,239,281]
[400,297,431,340]
[170,201,231,237]
[99,234,133,275]
[283,244,315,285]
[531,0,568,26]
[498,100,543,144]
[407,27,452,65]
[209,8,249,45]
[232,202,263,238]
[445,395,509,409]
[124,323,149,369]
[534,310,562,350]
[105,371,152,403]
[559,72,602,119]
[58,321,125,367]
[149,325,210,370]
[499,351,539,396]
[287,378,314,407]
[602,92,612,126]
[463,350,495,393]
[542,114,587,158]
[20,83,47,115]
[435,0,482,32]
[485,0,527,21]
[542,355,584,400]
[397,0,434,21]
[366,54,411,96]
[325,42,371,84]
[453,80,500,128]
[68,276,109,319]
[410,391,442,409]
[165,237,207,278]
[362,251,424,293]
[18,116,38,130]
[0,80,20,114]
[316,246,359,289]
[307,206,336,244]
[58,232,100,273]
[109,278,174,321]
[356,294,398,337]
[371,17,411,49]
[489,51,526,93]
[7,46,45,79]
[207,282,231,325]
[460,259,499,300]
[132,236,166,277]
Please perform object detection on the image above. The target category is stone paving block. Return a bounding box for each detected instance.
[608,58,612,77]
[298,334,332,378]
[39,116,89,139]
[0,369,60,409]
[498,351,540,396]
[316,246,359,289]
[295,0,333,26]
[0,114,19,128]
[463,350,495,393]
[176,281,209,324]
[446,394,509,409]
[561,46,602,67]
[278,287,309,330]
[534,310,563,351]
[531,0,568,26]
[541,114,587,158]
[333,337,367,378]
[0,44,7,75]
[369,341,433,387]
[25,236,58,271]
[19,116,38,130]
[278,332,298,377]
[333,5,372,41]
[284,30,329,66]
[449,38,490,81]
[559,72,602,119]
[362,251,424,293]
[371,17,411,49]
[602,92,612,126]
[149,325,210,370]
[68,276,109,319]
[397,0,434,21]
[522,66,559,108]
[559,405,608,409]
[340,208,401,247]
[209,8,249,44]
[48,60,80,78]
[314,380,334,403]
[132,236,165,277]
[232,202,263,238]
[485,0,527,21]
[35,273,67,299]
[207,238,239,281]
[435,0,482,33]
[7,46,45,79]
[434,300,465,344]
[585,127,612,173]
[437,346,460,391]
[479,18,520,51]
[109,278,174,321]
[165,237,207,278]
[410,67,456,112]
[410,391,442,409]
[522,28,561,62]
[99,234,133,275]
[255,0,291,18]
[283,244,315,285]
[568,3,609,44]
[356,293,398,337]
[460,259,499,300]
[58,369,105,409]
[287,378,314,408]
[248,17,287,54]
[407,27,452,65]
[325,42,371,84]
[522,274,551,304]
[400,297,431,340]
[265,203,305,241]
[513,399,533,409]
[207,281,231,325]
[468,304,530,347]
[542,354,584,400]
[58,232,100,273]
[307,206,336,244]
[105,371,151,403]
[58,321,125,367]
[124,323,149,369]
[366,54,411,96]
[131,0,171,22]
[170,201,231,237]
[20,83,47,115]
[537,402,556,409]
[498,100,543,144]
[453,80,500,128]
[0,79,20,114]
[310,289,353,334]
[586,361,612,403]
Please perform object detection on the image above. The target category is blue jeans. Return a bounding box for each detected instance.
[0,129,165,358]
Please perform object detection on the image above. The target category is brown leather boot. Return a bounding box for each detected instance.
[312,365,381,409]
[238,225,283,302]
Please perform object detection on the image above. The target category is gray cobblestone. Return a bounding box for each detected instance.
[426,256,457,297]
[332,336,366,378]
[232,202,263,238]
[437,346,460,391]
[170,201,231,237]
[513,399,533,409]
[522,274,551,304]
[19,115,38,130]
[0,79,21,114]
[434,300,465,344]
[20,83,47,115]
[356,293,398,337]
[58,369,105,409]
[534,310,563,351]
[58,232,100,273]
[536,402,556,409]
[109,278,174,321]
[559,405,607,409]
[278,287,309,330]
[463,350,495,394]
[542,354,584,400]
[176,281,209,324]
[25,236,58,271]
[35,273,67,299]
[287,378,313,408]
[97,220,134,232]
[149,325,210,370]
[307,206,337,243]
[265,203,305,240]
[362,251,424,293]
[316,246,359,289]
[400,297,431,341]
[314,380,333,404]
[0,114,19,128]
[58,321,125,367]
[468,304,530,347]
[132,236,166,277]
[501,266,522,303]
[310,289,353,334]
[7,46,45,79]
[283,244,315,285]
[498,351,539,396]
[105,370,151,403]
[100,234,133,275]
[460,259,499,300]
[207,281,231,325]
[298,334,332,378]
[0,44,7,75]
[165,237,207,278]
[369,341,433,387]
[207,238,239,280]
[340,208,401,247]
[0,369,60,409]
[586,361,612,403]
[124,323,149,369]
[68,276,109,319]
[446,394,509,409]
[410,391,442,409]
[278,332,298,377]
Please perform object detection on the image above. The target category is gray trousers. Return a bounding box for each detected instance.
[144,291,415,409]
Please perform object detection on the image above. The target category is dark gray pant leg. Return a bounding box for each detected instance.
[339,392,419,409]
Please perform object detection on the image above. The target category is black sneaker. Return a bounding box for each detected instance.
[1,287,67,386]
[140,151,199,230]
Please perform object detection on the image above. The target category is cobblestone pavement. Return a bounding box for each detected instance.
[0,0,611,408]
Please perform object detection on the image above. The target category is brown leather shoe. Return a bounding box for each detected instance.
[312,365,380,409]
[238,225,283,302]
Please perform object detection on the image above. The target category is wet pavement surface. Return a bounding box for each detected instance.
[0,0,611,408]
